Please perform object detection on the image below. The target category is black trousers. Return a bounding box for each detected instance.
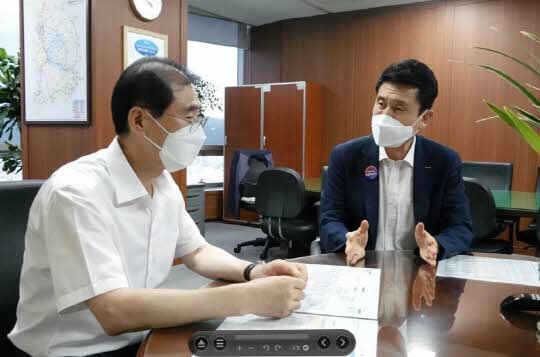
[84,343,141,357]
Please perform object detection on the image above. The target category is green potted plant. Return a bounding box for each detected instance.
[475,31,540,153]
[0,48,22,174]
[475,31,540,255]
[193,76,223,121]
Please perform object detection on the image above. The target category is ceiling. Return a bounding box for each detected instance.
[188,0,432,26]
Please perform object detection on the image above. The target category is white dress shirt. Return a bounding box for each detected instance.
[375,136,417,251]
[8,138,205,357]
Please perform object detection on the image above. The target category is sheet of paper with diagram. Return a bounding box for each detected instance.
[296,264,381,320]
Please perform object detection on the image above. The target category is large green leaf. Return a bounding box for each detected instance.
[517,117,540,128]
[504,106,540,153]
[513,106,540,125]
[515,113,540,128]
[478,64,540,106]
[522,31,540,44]
[474,47,540,78]
[485,101,518,130]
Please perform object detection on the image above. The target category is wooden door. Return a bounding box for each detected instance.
[223,86,261,222]
[263,83,304,175]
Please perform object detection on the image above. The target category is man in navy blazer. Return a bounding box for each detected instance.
[320,59,473,266]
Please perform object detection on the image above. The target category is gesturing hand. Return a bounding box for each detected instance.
[345,220,369,266]
[415,223,439,267]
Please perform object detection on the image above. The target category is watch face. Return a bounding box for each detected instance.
[132,0,163,21]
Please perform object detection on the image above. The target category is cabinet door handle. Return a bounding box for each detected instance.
[264,136,267,148]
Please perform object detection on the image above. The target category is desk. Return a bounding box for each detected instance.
[491,190,540,217]
[304,178,540,217]
[138,251,540,356]
[304,177,322,195]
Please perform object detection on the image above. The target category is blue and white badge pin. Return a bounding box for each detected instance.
[364,165,378,181]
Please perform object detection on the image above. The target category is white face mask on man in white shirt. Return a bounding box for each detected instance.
[143,110,207,172]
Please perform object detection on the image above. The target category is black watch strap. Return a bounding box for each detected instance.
[243,263,258,281]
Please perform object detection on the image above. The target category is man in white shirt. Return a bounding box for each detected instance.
[9,57,308,357]
[320,59,473,266]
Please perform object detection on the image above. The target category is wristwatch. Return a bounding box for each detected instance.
[243,263,259,281]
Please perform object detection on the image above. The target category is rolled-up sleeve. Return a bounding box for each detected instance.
[44,188,129,313]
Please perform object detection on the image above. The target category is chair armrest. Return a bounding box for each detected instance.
[310,238,322,256]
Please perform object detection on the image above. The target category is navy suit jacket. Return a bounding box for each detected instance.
[319,135,473,259]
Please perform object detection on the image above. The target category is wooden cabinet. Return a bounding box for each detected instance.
[223,81,323,222]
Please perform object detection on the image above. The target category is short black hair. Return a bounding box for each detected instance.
[375,59,438,114]
[111,57,200,135]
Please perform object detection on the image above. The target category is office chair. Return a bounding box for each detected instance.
[310,165,328,256]
[461,161,513,191]
[233,156,279,256]
[462,161,516,243]
[464,177,513,254]
[0,180,44,355]
[236,168,318,260]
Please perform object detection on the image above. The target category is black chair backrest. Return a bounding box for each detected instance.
[255,168,306,218]
[0,180,44,349]
[463,177,497,239]
[461,161,513,191]
[240,155,270,198]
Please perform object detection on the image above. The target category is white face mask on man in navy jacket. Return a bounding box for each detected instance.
[371,110,427,148]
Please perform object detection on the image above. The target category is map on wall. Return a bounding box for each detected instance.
[23,0,88,123]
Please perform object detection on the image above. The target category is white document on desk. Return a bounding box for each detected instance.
[437,255,540,287]
[217,313,378,357]
[296,264,381,320]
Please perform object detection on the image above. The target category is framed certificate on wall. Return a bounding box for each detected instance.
[22,0,90,124]
[123,26,168,69]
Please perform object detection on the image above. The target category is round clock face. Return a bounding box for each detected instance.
[130,0,163,21]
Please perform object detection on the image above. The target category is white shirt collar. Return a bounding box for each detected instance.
[379,136,416,167]
[103,137,152,204]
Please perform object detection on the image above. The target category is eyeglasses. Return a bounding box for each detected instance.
[145,110,208,133]
[164,113,208,133]
[155,113,208,133]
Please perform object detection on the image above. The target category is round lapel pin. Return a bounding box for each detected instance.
[364,165,378,181]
